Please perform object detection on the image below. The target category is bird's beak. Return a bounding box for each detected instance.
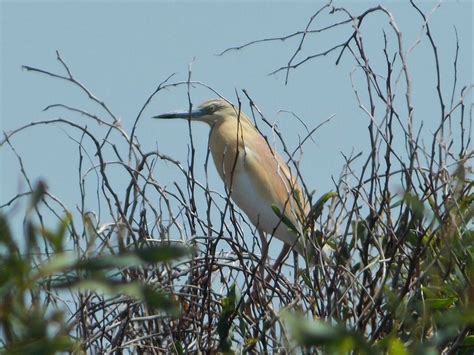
[152,107,206,120]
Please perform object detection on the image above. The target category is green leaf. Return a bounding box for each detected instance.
[404,192,425,221]
[0,214,17,254]
[173,341,185,355]
[142,286,180,316]
[271,205,298,234]
[217,284,239,352]
[282,311,370,352]
[309,191,337,221]
[62,278,180,315]
[42,212,72,253]
[285,313,345,346]
[134,244,190,263]
[74,244,190,272]
[299,270,313,289]
[28,180,47,213]
[35,253,78,279]
[388,337,408,355]
[76,254,142,271]
[426,297,457,310]
[243,337,258,352]
[462,335,474,347]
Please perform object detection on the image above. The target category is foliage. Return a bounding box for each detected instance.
[0,183,189,353]
[2,1,473,353]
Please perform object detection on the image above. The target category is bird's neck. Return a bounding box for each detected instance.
[208,117,255,186]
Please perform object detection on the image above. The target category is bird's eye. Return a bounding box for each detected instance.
[208,104,216,113]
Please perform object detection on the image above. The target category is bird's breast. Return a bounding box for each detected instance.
[229,149,296,246]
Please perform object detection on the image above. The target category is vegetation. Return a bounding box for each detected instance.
[1,1,472,353]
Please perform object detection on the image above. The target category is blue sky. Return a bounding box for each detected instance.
[1,1,472,253]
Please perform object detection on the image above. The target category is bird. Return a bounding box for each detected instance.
[153,98,314,267]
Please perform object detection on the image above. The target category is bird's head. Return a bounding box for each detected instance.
[153,98,240,125]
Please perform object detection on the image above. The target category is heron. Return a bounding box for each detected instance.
[153,98,314,270]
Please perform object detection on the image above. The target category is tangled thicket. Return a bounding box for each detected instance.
[1,2,473,353]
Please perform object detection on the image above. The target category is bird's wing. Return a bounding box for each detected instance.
[242,130,308,230]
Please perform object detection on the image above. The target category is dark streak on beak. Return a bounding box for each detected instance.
[153,108,206,120]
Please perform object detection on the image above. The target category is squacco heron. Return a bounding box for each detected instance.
[153,98,312,267]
